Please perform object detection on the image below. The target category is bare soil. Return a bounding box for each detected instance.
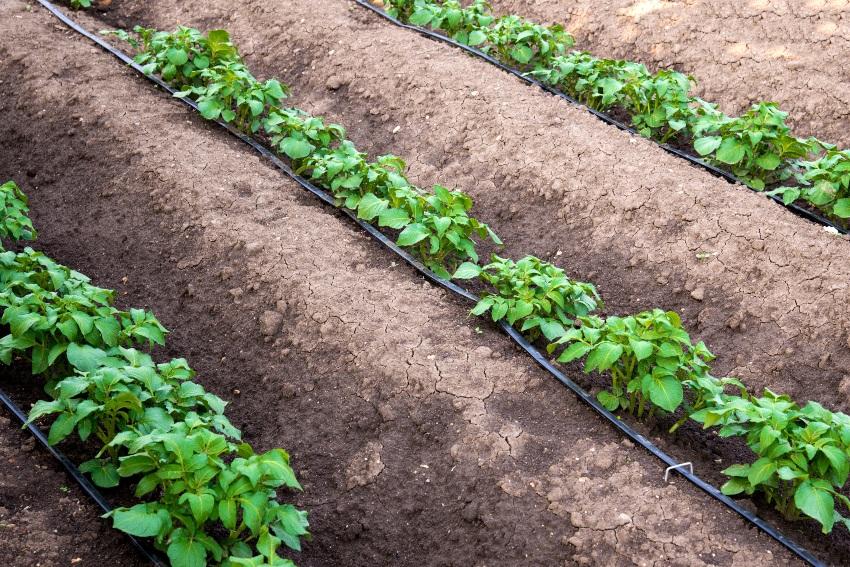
[0,0,818,564]
[489,0,850,148]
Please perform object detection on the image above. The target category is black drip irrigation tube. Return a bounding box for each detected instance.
[0,388,168,566]
[29,1,823,565]
[351,0,848,237]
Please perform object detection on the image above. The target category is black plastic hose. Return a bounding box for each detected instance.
[30,1,825,565]
[351,0,847,237]
[0,387,168,566]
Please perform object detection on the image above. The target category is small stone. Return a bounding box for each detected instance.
[260,310,284,336]
[690,287,705,301]
[325,76,344,90]
[818,352,831,369]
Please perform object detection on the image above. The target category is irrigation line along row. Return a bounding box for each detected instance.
[0,387,168,566]
[31,1,823,565]
[351,0,848,237]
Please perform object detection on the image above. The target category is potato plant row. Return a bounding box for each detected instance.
[380,0,850,228]
[101,25,850,540]
[0,181,308,567]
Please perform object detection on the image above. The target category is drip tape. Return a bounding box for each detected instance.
[0,387,168,566]
[28,1,824,565]
[351,0,848,237]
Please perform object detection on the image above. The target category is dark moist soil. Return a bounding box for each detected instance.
[0,365,144,566]
[0,0,840,565]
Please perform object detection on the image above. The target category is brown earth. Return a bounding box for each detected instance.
[489,0,850,148]
[0,0,815,564]
[93,0,850,420]
[0,404,143,567]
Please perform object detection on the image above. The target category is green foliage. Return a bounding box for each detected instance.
[265,108,346,160]
[692,391,850,533]
[0,248,166,376]
[0,182,36,242]
[0,180,309,565]
[549,309,714,416]
[691,101,816,190]
[768,148,850,224]
[406,0,494,46]
[70,0,92,8]
[454,255,600,340]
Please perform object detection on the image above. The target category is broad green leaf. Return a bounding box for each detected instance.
[597,390,620,411]
[629,339,653,361]
[67,343,108,372]
[356,193,388,220]
[468,30,487,46]
[693,136,722,156]
[795,479,835,533]
[754,152,781,171]
[510,45,533,64]
[715,138,746,164]
[833,198,850,218]
[452,262,481,280]
[377,208,410,229]
[584,342,623,372]
[557,342,590,363]
[280,138,314,160]
[396,223,430,247]
[166,48,189,66]
[112,504,163,537]
[647,375,683,412]
[168,532,207,567]
[747,457,776,486]
[79,459,120,488]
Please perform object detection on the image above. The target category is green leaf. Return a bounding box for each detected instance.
[166,48,189,66]
[721,477,750,496]
[468,30,487,46]
[197,98,223,120]
[79,459,120,488]
[795,479,835,533]
[597,390,620,411]
[377,208,410,229]
[755,152,781,171]
[168,531,207,567]
[557,342,590,363]
[821,445,849,484]
[715,138,746,165]
[280,138,314,160]
[396,223,430,247]
[356,193,388,220]
[409,9,434,26]
[693,136,722,156]
[66,343,107,373]
[833,198,850,219]
[510,45,533,64]
[647,375,683,412]
[452,262,481,280]
[747,457,776,486]
[629,339,653,361]
[584,342,623,372]
[112,504,163,537]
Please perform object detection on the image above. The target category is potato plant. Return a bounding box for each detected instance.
[453,255,600,340]
[692,391,850,534]
[0,180,309,566]
[692,101,816,190]
[549,309,714,416]
[0,247,166,376]
[769,148,850,225]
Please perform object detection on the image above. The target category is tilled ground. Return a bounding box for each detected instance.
[0,0,814,565]
[490,0,850,148]
[95,0,850,417]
